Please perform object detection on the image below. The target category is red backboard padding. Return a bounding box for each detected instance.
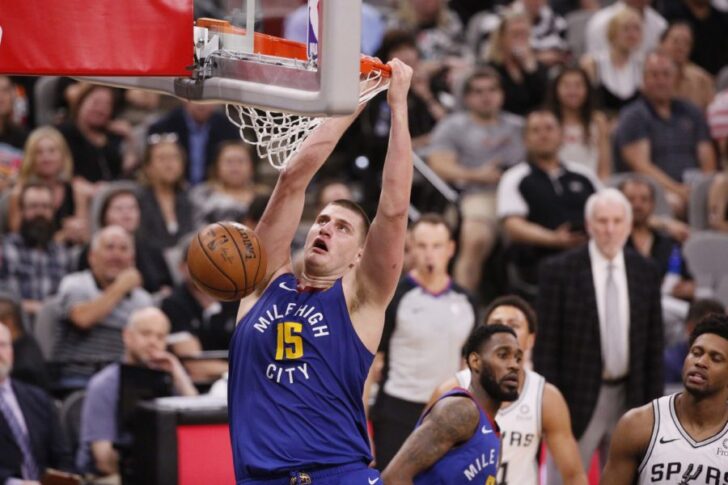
[0,0,193,76]
[177,424,236,485]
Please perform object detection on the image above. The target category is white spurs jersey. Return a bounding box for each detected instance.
[455,368,545,485]
[638,394,728,485]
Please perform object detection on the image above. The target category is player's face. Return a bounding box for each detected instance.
[470,332,522,402]
[486,305,534,353]
[587,199,631,259]
[411,222,454,278]
[682,333,728,397]
[303,204,364,276]
[124,316,169,365]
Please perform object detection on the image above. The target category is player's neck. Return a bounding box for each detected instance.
[469,384,501,419]
[299,270,341,289]
[676,391,728,431]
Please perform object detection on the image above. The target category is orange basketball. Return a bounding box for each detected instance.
[186,221,268,301]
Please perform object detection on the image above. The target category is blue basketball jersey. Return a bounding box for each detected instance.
[228,273,374,480]
[414,389,501,485]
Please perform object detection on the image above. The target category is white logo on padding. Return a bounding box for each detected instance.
[482,426,493,435]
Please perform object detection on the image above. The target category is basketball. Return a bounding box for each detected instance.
[186,222,268,301]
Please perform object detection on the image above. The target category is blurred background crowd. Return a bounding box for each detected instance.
[1,0,728,482]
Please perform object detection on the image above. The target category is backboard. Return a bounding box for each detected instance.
[81,0,366,116]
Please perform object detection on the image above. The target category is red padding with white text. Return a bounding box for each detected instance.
[0,0,193,76]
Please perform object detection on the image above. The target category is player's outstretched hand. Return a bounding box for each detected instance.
[386,58,413,109]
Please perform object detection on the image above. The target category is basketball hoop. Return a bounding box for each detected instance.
[225,59,390,170]
[193,19,391,170]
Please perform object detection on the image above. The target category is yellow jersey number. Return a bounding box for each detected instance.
[275,322,304,360]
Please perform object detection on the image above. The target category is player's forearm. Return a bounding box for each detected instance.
[284,108,362,185]
[379,472,414,485]
[378,106,412,219]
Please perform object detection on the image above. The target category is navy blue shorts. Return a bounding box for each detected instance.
[239,462,381,485]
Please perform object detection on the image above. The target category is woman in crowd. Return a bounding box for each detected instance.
[484,8,548,116]
[189,140,261,227]
[547,67,612,180]
[659,22,714,111]
[581,6,644,115]
[708,90,728,232]
[58,84,129,187]
[77,183,174,294]
[136,133,194,250]
[6,126,88,244]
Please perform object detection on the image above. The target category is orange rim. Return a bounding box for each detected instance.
[196,18,390,78]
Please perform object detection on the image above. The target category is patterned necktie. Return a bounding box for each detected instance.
[603,263,625,378]
[0,385,40,480]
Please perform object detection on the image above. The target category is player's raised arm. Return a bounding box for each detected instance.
[253,107,365,286]
[354,59,413,306]
[381,396,480,485]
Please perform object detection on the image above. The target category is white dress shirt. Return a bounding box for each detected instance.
[0,379,29,435]
[589,241,630,380]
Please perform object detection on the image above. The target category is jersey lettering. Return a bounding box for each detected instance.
[463,450,498,481]
[500,430,535,448]
[650,462,728,484]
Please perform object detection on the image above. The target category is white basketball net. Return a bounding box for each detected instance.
[225,69,389,170]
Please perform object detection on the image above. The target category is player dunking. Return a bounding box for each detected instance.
[601,314,728,484]
[227,60,413,484]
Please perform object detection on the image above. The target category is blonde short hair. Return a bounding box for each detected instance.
[607,6,642,46]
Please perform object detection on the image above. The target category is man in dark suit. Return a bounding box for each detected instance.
[147,102,240,186]
[534,188,663,484]
[0,322,73,483]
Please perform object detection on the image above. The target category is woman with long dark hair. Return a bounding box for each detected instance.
[547,66,611,180]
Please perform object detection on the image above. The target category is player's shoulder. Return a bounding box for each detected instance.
[428,393,481,433]
[614,402,656,449]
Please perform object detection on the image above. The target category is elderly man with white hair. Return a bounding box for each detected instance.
[533,188,664,484]
[76,307,197,478]
[52,225,154,389]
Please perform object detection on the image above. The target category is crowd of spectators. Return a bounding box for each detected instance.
[1,0,728,482]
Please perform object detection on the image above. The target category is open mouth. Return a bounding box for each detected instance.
[312,238,328,253]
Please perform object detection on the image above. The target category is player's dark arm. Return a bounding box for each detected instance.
[355,60,413,307]
[252,105,365,285]
[601,404,654,485]
[542,383,588,485]
[381,396,480,485]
